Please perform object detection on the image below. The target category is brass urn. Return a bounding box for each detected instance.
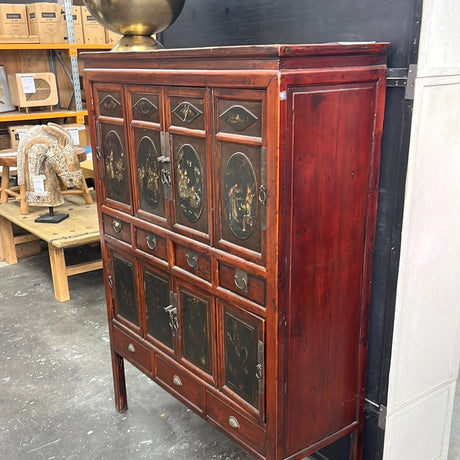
[83,0,185,51]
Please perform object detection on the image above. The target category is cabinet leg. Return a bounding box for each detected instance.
[111,350,128,412]
[349,429,362,460]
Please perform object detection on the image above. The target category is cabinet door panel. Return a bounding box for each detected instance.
[221,302,265,416]
[133,127,167,221]
[179,286,213,375]
[218,143,265,258]
[143,265,174,350]
[168,93,206,131]
[96,88,123,118]
[98,122,132,209]
[111,253,138,327]
[217,97,262,138]
[131,91,160,124]
[171,135,209,238]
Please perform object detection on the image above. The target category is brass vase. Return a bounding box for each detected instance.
[83,0,185,52]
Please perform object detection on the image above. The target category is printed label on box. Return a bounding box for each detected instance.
[21,76,36,94]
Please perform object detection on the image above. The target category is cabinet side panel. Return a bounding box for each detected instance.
[284,83,377,455]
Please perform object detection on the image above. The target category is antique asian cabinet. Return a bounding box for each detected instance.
[83,43,387,459]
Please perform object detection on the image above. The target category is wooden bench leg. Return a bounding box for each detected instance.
[48,244,70,302]
[0,165,10,203]
[0,215,18,264]
[19,185,29,215]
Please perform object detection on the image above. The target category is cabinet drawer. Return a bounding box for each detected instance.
[103,214,132,244]
[219,262,265,306]
[112,326,152,374]
[175,243,211,282]
[136,227,168,261]
[206,391,265,455]
[155,355,203,412]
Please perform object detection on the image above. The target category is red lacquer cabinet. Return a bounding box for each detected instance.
[83,43,387,459]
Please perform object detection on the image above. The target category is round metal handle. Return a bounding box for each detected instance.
[112,219,122,234]
[172,375,182,387]
[234,273,247,292]
[146,233,157,251]
[186,250,197,269]
[127,343,136,353]
[228,416,240,429]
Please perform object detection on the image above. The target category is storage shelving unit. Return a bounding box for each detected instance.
[0,43,111,125]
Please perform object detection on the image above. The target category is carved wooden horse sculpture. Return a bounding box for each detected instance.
[17,123,91,210]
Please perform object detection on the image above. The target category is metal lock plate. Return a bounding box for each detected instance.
[158,132,172,200]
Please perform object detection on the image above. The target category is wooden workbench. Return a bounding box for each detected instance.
[0,194,102,302]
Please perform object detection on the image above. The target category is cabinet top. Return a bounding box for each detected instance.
[82,42,388,71]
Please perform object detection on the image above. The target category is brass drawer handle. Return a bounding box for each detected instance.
[234,268,248,293]
[127,343,136,353]
[146,233,157,251]
[228,416,240,429]
[172,375,182,387]
[112,219,122,234]
[186,250,197,269]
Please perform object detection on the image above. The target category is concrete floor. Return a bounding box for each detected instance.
[0,247,458,460]
[0,247,252,460]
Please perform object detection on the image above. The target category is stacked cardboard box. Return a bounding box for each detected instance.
[9,123,88,149]
[60,5,84,44]
[81,6,105,44]
[27,3,62,44]
[0,4,29,38]
[8,124,34,149]
[0,3,123,46]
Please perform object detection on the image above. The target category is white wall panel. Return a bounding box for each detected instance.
[384,384,456,460]
[418,2,460,76]
[387,77,460,408]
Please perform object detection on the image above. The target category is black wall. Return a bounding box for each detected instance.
[163,1,423,459]
[163,0,418,68]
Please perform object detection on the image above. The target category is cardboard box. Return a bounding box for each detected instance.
[81,6,105,44]
[0,4,29,37]
[61,123,88,146]
[27,3,62,44]
[9,123,88,149]
[61,5,84,44]
[105,28,122,46]
[8,124,34,149]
